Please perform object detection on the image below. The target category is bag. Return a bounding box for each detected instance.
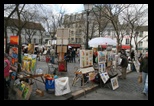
[138,75,142,83]
[45,79,55,90]
[55,77,71,96]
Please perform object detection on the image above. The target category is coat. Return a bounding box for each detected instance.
[139,57,148,73]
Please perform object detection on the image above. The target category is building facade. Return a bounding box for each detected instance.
[4,17,45,45]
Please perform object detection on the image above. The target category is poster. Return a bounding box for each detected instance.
[99,62,106,72]
[56,45,67,53]
[98,51,106,63]
[28,44,34,54]
[99,71,109,84]
[56,28,69,38]
[80,50,93,68]
[56,39,68,45]
[111,77,119,90]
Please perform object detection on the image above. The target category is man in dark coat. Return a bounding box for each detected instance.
[120,54,128,79]
[140,51,148,96]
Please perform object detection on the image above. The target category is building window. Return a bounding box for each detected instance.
[138,41,143,47]
[71,38,74,41]
[34,38,36,43]
[126,39,129,44]
[126,30,129,35]
[71,31,74,36]
[108,29,111,36]
[139,31,143,37]
[39,39,41,44]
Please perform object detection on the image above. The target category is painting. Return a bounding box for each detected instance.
[89,72,96,81]
[28,44,34,54]
[99,62,106,72]
[80,50,93,68]
[98,51,106,63]
[111,77,119,90]
[99,71,109,84]
[9,47,18,66]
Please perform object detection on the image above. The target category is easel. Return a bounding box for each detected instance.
[57,29,67,74]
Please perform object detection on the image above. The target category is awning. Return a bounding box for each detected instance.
[121,45,130,49]
[68,44,81,48]
[101,45,130,49]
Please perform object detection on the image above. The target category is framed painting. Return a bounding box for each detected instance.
[99,71,109,84]
[110,77,119,90]
[98,51,106,63]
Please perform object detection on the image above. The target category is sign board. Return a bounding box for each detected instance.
[80,67,94,74]
[10,36,19,45]
[57,28,69,38]
[56,39,69,45]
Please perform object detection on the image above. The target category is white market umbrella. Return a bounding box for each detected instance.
[68,46,72,49]
[88,37,117,48]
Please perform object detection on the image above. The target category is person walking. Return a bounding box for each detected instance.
[139,51,148,96]
[131,50,135,61]
[119,54,128,79]
[50,48,55,64]
[71,49,76,63]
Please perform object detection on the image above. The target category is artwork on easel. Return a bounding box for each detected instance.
[80,50,93,68]
[99,71,109,84]
[111,76,119,90]
[98,51,106,63]
[9,47,18,66]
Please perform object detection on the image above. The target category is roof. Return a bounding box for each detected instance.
[4,17,45,31]
[136,26,148,31]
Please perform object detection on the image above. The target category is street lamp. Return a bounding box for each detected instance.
[84,4,93,49]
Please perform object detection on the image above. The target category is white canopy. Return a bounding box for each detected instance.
[88,37,117,48]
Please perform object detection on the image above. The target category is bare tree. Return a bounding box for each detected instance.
[101,4,131,53]
[22,11,38,43]
[16,4,26,63]
[4,4,19,53]
[92,4,110,37]
[122,4,148,54]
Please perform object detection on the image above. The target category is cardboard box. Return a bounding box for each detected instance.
[36,89,44,97]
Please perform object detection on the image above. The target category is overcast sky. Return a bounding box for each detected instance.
[46,4,84,14]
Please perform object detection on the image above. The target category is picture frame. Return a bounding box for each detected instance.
[99,71,109,84]
[98,51,106,63]
[80,50,93,68]
[110,77,119,90]
[99,62,106,72]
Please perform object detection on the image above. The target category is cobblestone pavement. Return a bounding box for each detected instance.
[8,57,148,100]
[75,71,148,100]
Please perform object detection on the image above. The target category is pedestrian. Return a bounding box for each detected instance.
[138,52,143,63]
[119,54,128,79]
[71,49,76,63]
[139,51,148,96]
[4,53,11,100]
[50,47,55,64]
[131,50,135,61]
